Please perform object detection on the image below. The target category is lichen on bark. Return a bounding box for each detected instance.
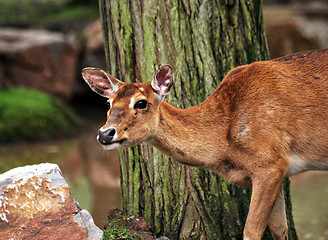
[99,0,297,239]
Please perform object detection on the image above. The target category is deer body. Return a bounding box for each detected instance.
[83,49,328,240]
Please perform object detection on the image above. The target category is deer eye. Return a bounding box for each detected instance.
[105,101,111,110]
[134,100,147,109]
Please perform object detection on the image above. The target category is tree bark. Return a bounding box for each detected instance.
[98,0,298,239]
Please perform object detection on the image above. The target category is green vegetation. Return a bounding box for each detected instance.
[103,225,141,240]
[103,209,143,240]
[0,0,98,26]
[0,87,83,143]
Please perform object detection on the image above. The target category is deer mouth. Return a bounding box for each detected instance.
[99,138,128,151]
[101,138,126,146]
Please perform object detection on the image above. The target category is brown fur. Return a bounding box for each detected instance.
[83,49,328,240]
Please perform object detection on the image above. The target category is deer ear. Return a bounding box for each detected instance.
[151,65,173,99]
[82,67,124,98]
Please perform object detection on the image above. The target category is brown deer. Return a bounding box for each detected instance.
[82,49,328,240]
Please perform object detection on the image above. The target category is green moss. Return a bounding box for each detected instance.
[0,88,83,143]
[103,208,144,240]
[103,225,139,240]
[0,0,98,25]
[44,4,99,23]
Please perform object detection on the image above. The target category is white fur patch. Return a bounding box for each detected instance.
[129,97,135,109]
[285,153,306,177]
[101,142,121,150]
[99,126,110,132]
[107,99,113,111]
[285,153,328,177]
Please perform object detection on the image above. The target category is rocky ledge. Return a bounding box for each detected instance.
[0,163,102,240]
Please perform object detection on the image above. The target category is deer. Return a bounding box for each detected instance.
[82,48,328,240]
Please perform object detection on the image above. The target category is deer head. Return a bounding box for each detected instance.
[82,65,174,150]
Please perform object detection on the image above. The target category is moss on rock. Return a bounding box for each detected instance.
[103,208,155,240]
[0,87,83,143]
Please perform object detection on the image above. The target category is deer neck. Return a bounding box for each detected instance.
[149,100,227,168]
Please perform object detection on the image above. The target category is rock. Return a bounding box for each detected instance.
[73,204,103,240]
[0,28,78,99]
[294,2,328,49]
[0,163,102,240]
[105,208,156,240]
[81,20,106,70]
[72,20,107,99]
[83,20,104,53]
[264,2,328,59]
[104,208,171,240]
[265,21,320,59]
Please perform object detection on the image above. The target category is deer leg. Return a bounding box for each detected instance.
[243,169,285,240]
[268,185,288,240]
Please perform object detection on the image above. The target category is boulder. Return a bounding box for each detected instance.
[83,20,105,53]
[0,163,102,240]
[0,28,78,99]
[81,20,106,71]
[104,208,170,240]
[265,22,320,59]
[71,20,107,98]
[295,2,328,49]
[264,2,328,59]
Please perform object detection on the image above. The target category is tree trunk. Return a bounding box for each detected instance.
[98,0,298,239]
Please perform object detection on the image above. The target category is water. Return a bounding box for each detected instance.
[290,172,328,240]
[0,118,122,229]
[1,123,328,237]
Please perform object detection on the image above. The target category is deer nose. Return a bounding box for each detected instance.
[98,127,116,145]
